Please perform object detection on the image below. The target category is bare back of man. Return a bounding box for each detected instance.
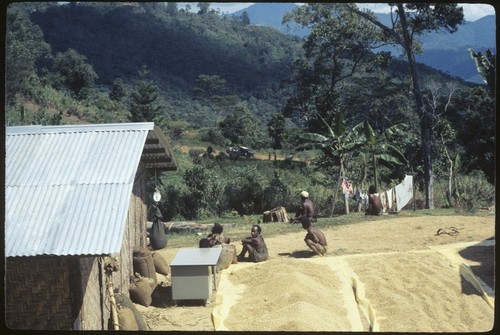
[304,225,328,256]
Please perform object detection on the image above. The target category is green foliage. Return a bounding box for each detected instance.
[267,113,286,150]
[361,121,408,190]
[166,2,178,15]
[468,48,495,96]
[451,87,495,182]
[201,128,230,147]
[53,48,98,98]
[5,2,495,221]
[109,78,128,101]
[241,11,251,26]
[197,3,210,15]
[225,166,267,215]
[156,152,347,220]
[29,2,301,126]
[263,170,291,209]
[433,170,495,211]
[219,103,266,148]
[129,67,161,122]
[5,4,52,102]
[283,3,385,130]
[85,92,130,123]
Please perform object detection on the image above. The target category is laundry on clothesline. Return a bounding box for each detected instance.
[374,175,414,213]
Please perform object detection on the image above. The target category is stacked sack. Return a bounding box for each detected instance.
[130,247,157,307]
[129,247,171,307]
[132,247,157,284]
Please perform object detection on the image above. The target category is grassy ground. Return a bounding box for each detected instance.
[164,208,492,249]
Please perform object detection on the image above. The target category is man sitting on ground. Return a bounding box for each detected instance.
[237,225,268,262]
[366,185,383,216]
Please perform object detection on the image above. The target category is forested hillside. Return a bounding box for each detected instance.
[26,2,304,126]
[5,2,495,220]
[31,3,301,90]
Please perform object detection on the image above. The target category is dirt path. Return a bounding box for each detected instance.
[138,215,495,332]
[179,145,300,161]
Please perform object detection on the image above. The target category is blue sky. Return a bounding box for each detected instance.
[178,2,495,21]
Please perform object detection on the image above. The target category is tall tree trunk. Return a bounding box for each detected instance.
[330,159,345,217]
[397,4,434,209]
[372,151,379,192]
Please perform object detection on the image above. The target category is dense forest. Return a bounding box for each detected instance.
[5,2,495,220]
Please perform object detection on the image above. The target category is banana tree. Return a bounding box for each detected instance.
[297,112,364,216]
[362,121,408,192]
[468,48,495,96]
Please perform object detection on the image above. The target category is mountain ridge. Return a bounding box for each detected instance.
[233,3,496,83]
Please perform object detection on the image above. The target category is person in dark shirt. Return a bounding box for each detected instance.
[207,222,230,247]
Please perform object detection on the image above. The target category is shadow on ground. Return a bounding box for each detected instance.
[278,250,315,258]
[151,285,207,307]
[458,239,495,292]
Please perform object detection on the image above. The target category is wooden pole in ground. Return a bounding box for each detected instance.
[106,274,119,330]
[104,256,120,331]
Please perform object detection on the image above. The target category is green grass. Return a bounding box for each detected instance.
[164,208,490,248]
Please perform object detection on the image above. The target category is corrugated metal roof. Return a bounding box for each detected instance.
[5,122,174,257]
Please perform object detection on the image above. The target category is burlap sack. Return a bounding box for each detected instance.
[230,244,238,264]
[133,248,157,282]
[216,244,234,272]
[140,275,157,290]
[115,293,149,330]
[118,306,138,330]
[129,277,153,307]
[133,247,151,257]
[152,251,170,276]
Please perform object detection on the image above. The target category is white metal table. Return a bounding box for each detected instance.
[170,248,222,304]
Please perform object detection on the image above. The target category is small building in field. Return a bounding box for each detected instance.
[5,122,177,330]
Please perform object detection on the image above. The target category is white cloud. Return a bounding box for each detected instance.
[177,2,495,20]
[460,4,495,21]
[358,3,495,21]
[177,2,254,13]
[210,2,255,13]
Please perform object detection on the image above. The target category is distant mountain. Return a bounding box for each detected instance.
[233,4,496,83]
[416,15,496,83]
[233,3,308,36]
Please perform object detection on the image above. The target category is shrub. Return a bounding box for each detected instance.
[432,170,494,211]
[454,170,495,211]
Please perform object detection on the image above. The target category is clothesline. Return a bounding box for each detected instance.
[346,175,414,212]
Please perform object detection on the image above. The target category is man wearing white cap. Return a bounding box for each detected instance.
[294,191,327,256]
[293,191,314,226]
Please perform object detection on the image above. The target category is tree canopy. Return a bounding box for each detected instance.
[4,2,495,219]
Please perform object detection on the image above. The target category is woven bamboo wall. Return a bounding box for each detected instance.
[75,256,104,330]
[5,257,73,330]
[119,163,148,291]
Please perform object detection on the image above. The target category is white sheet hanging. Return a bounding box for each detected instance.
[394,175,413,211]
[385,188,394,212]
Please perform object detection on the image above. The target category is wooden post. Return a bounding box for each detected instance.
[104,256,120,331]
[106,274,119,330]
